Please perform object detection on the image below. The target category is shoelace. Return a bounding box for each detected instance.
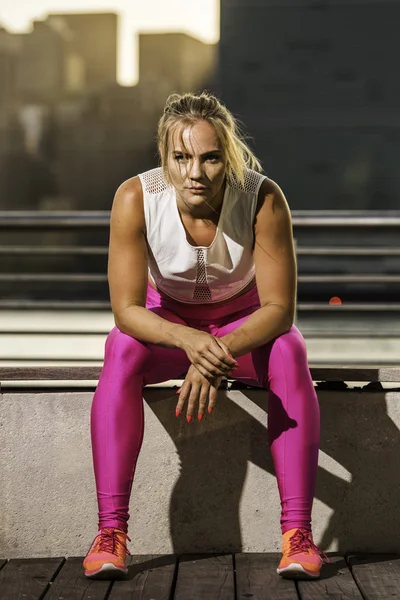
[287,529,330,563]
[95,528,131,556]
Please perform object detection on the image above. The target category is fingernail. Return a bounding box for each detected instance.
[187,415,192,423]
[208,407,213,414]
[176,387,181,395]
[176,409,181,417]
[198,413,203,421]
[228,353,233,358]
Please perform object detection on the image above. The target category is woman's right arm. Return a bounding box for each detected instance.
[107,177,237,376]
[108,176,187,349]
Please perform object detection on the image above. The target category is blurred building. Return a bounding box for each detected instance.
[0,26,20,127]
[54,31,217,211]
[16,18,76,104]
[219,0,400,210]
[0,18,217,211]
[138,32,216,109]
[47,13,118,91]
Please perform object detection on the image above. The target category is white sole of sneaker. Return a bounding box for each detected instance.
[85,563,128,579]
[277,563,320,580]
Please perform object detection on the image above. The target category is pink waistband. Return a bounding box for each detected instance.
[146,283,260,324]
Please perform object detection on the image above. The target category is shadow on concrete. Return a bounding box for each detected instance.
[144,385,275,554]
[315,388,400,553]
[144,384,400,554]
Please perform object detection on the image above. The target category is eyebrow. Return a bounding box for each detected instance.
[172,149,222,157]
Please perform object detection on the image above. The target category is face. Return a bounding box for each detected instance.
[166,119,227,213]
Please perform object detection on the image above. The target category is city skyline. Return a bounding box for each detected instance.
[0,0,219,85]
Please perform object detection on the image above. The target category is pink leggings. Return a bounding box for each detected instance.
[90,284,320,535]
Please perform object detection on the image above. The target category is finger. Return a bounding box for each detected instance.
[197,382,210,421]
[207,384,219,415]
[186,383,200,423]
[194,361,223,380]
[201,350,234,375]
[212,338,239,368]
[176,381,191,415]
[200,350,232,377]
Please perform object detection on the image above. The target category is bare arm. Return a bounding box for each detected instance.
[108,176,187,348]
[219,178,296,357]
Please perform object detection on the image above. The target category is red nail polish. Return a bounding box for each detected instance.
[176,387,182,395]
[176,409,181,417]
[208,407,213,414]
[187,415,192,423]
[198,414,203,421]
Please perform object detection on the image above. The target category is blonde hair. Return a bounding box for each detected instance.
[157,91,263,187]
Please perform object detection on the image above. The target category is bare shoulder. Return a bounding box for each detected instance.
[254,177,292,234]
[111,175,145,233]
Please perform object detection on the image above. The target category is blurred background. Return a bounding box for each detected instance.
[1,0,400,365]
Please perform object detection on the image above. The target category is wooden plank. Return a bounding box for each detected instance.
[174,554,234,600]
[310,367,400,382]
[0,557,64,600]
[235,553,298,600]
[2,365,400,382]
[0,366,102,380]
[109,555,176,599]
[43,557,111,600]
[348,554,400,600]
[0,559,7,570]
[298,554,363,599]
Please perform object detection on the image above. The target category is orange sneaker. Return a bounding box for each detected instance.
[277,528,328,579]
[83,527,131,579]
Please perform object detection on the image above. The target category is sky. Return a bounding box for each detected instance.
[0,0,219,85]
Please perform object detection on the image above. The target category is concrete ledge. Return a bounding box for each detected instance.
[1,379,400,558]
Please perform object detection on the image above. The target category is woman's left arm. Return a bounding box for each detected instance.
[219,178,297,358]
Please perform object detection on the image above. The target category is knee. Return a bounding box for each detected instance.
[104,326,148,373]
[271,326,308,366]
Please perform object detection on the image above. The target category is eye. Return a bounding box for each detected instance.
[174,154,187,163]
[206,155,220,163]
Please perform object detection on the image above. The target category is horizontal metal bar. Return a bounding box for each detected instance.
[0,246,108,255]
[298,303,400,311]
[0,274,107,282]
[3,274,396,284]
[0,211,109,228]
[0,300,111,309]
[299,274,400,283]
[2,246,399,257]
[1,211,400,228]
[297,247,400,256]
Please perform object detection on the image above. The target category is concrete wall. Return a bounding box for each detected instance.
[1,385,400,558]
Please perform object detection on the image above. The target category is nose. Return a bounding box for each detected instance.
[188,158,203,180]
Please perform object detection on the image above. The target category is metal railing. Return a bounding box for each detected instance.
[1,210,400,311]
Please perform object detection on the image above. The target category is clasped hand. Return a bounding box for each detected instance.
[176,329,238,421]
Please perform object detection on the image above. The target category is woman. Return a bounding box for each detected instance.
[83,91,323,580]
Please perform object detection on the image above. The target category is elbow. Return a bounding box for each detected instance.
[113,310,127,334]
[112,304,139,335]
[264,301,294,333]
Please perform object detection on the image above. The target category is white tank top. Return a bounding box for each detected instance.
[139,167,267,304]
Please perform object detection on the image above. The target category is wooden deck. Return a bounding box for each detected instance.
[1,553,400,599]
